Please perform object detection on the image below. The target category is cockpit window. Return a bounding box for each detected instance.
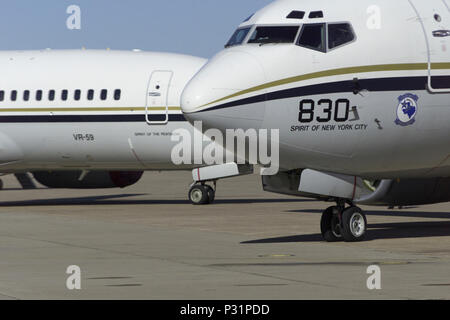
[297,23,326,52]
[328,23,355,49]
[297,22,355,52]
[225,27,252,48]
[248,26,299,44]
[287,11,305,19]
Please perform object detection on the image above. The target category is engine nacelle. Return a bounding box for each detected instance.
[357,178,450,206]
[32,171,144,189]
[262,169,450,206]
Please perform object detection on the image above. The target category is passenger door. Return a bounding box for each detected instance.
[410,0,450,92]
[145,70,173,124]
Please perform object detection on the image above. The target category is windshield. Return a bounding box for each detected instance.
[225,27,252,48]
[248,26,299,44]
[328,23,355,49]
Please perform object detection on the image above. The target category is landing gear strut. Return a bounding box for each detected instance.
[188,182,216,205]
[320,201,367,242]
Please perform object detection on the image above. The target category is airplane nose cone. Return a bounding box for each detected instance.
[181,50,266,129]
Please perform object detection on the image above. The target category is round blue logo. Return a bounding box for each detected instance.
[395,93,418,126]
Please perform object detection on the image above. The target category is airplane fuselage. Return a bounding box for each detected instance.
[181,0,450,179]
[0,50,207,172]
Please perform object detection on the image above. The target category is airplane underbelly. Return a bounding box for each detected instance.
[2,123,141,169]
[0,131,24,164]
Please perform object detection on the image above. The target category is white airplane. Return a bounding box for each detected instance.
[181,0,450,241]
[0,49,252,205]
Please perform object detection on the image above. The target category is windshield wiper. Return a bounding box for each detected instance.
[258,40,289,46]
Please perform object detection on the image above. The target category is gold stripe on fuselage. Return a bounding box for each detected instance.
[195,62,450,110]
[0,106,181,113]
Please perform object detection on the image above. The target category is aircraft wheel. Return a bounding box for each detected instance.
[0,178,3,190]
[341,206,367,242]
[320,206,343,242]
[188,184,209,205]
[205,185,215,204]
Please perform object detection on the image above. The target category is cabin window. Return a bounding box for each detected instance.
[297,23,326,52]
[48,90,55,101]
[248,26,299,44]
[87,89,94,100]
[225,27,252,48]
[0,91,4,101]
[74,89,81,101]
[11,90,17,101]
[36,90,43,101]
[114,89,121,100]
[328,23,355,50]
[23,90,30,101]
[100,89,107,100]
[61,90,68,101]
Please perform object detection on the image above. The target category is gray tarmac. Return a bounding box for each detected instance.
[0,171,449,300]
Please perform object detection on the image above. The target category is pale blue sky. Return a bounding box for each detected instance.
[0,0,274,58]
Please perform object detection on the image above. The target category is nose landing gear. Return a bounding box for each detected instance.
[188,182,216,205]
[187,163,254,205]
[320,201,367,242]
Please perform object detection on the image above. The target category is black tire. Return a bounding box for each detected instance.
[188,185,209,205]
[205,185,215,204]
[341,206,367,242]
[320,206,343,242]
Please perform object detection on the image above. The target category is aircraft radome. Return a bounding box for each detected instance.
[181,0,450,241]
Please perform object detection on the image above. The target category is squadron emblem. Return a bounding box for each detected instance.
[395,93,418,126]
